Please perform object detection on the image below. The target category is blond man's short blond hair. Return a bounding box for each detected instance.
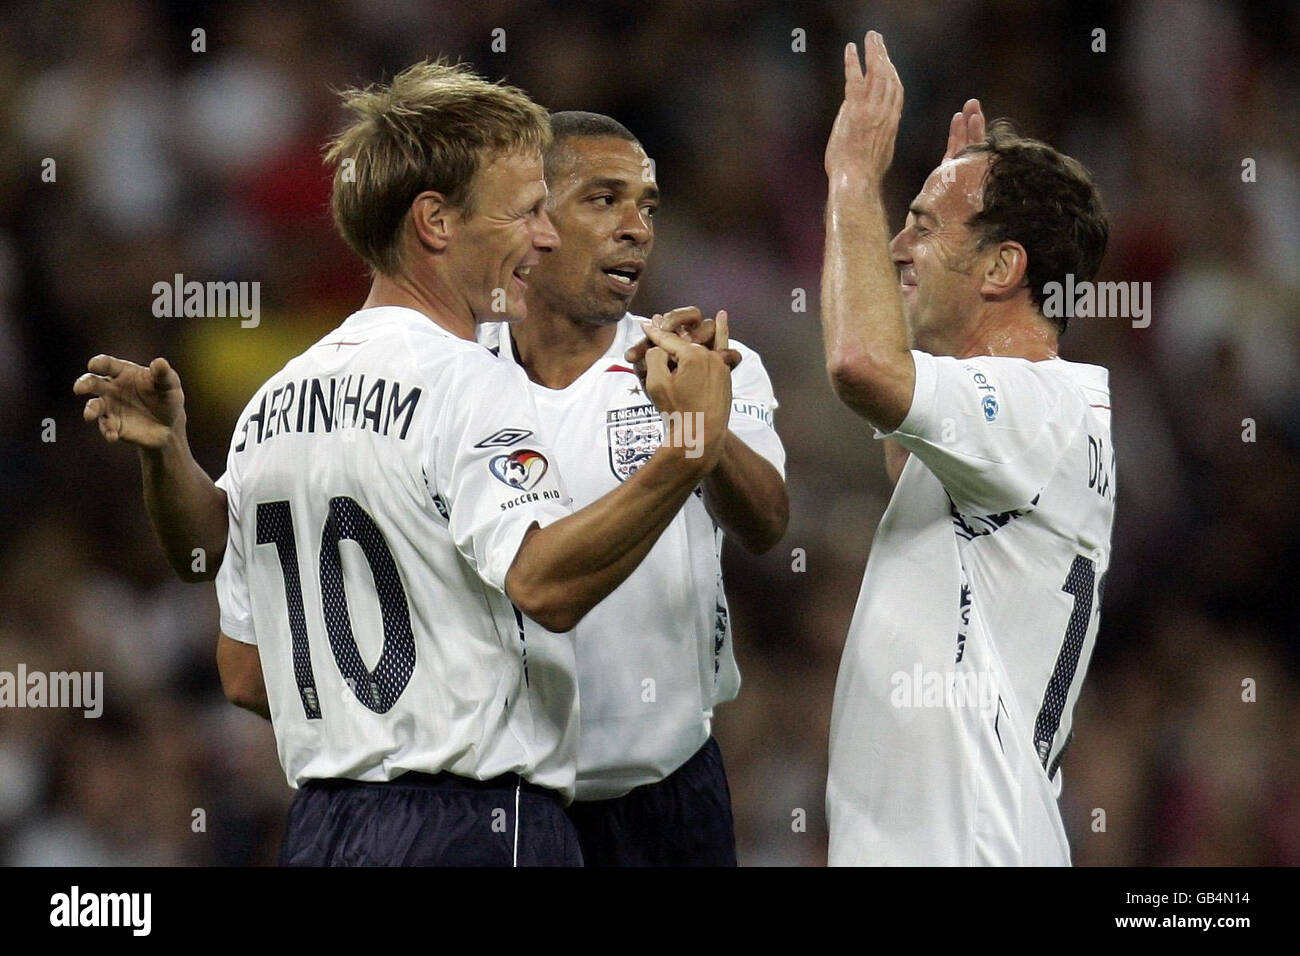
[323,60,551,275]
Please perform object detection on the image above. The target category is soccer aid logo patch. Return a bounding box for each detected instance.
[489,449,549,490]
[606,404,663,481]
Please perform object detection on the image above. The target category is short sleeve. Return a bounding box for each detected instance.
[426,354,572,593]
[215,461,256,646]
[884,350,1086,515]
[727,341,786,479]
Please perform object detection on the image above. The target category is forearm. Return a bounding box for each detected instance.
[217,634,270,720]
[821,176,914,429]
[233,687,270,721]
[703,431,788,553]
[139,429,228,581]
[506,448,705,632]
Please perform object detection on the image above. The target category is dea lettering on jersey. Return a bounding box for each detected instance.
[607,404,663,481]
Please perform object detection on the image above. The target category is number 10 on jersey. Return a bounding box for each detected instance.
[256,497,417,719]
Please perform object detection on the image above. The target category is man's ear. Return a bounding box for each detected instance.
[410,190,455,253]
[980,239,1028,299]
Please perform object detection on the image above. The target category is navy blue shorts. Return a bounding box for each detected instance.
[565,736,738,866]
[279,771,583,866]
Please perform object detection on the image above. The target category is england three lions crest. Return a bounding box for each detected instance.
[607,404,663,481]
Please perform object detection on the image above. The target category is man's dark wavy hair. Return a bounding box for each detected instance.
[960,121,1109,334]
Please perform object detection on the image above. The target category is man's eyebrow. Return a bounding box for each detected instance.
[583,176,661,201]
[908,203,935,221]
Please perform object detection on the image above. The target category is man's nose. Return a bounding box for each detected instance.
[617,204,651,245]
[889,228,909,266]
[535,208,561,251]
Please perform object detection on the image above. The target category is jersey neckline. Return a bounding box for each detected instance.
[498,313,638,395]
[341,305,464,340]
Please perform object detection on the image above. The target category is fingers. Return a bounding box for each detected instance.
[720,348,743,371]
[73,372,108,397]
[149,357,178,390]
[624,337,649,365]
[865,34,884,107]
[945,98,986,161]
[966,98,985,145]
[945,111,965,160]
[86,354,129,377]
[657,307,704,336]
[844,41,863,86]
[683,318,715,345]
[864,32,902,121]
[643,323,702,363]
[714,310,729,352]
[644,345,670,384]
[82,397,104,422]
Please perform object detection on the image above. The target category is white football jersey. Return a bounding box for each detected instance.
[215,306,580,798]
[827,350,1115,866]
[479,315,785,800]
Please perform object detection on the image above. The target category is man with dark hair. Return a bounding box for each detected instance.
[821,34,1115,865]
[478,109,788,865]
[961,120,1109,336]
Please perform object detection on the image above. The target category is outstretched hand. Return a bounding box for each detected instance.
[74,355,187,449]
[824,31,904,184]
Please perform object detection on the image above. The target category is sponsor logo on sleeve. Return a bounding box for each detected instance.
[474,427,534,449]
[490,449,549,490]
[732,399,773,427]
[963,364,999,422]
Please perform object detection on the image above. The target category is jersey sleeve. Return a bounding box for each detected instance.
[215,420,256,646]
[727,340,786,478]
[884,350,1086,515]
[425,353,572,594]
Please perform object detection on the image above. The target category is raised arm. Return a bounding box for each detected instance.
[74,355,228,581]
[881,96,987,482]
[821,32,915,432]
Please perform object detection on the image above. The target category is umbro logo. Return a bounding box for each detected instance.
[474,428,534,449]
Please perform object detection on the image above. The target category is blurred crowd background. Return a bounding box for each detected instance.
[1,0,1297,866]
